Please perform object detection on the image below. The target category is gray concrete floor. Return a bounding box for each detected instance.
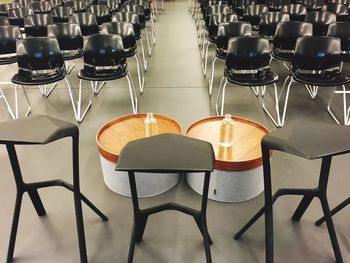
[0,1,349,262]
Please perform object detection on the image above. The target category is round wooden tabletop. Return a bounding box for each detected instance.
[186,116,269,171]
[97,113,182,163]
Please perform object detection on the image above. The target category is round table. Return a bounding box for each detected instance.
[97,113,182,197]
[186,116,269,202]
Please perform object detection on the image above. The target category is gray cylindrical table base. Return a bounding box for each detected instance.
[186,165,264,202]
[100,156,181,197]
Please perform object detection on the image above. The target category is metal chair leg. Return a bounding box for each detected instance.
[139,39,148,72]
[208,55,217,96]
[126,72,138,113]
[215,76,226,116]
[262,82,282,127]
[144,28,152,57]
[134,53,145,94]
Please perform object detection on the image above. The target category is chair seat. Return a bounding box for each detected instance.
[78,66,128,81]
[125,47,137,58]
[272,50,293,62]
[62,51,84,61]
[12,70,65,85]
[215,49,227,60]
[225,69,279,86]
[0,115,78,145]
[292,72,350,86]
[0,57,17,65]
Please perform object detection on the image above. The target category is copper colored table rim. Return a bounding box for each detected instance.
[96,113,183,164]
[186,116,271,172]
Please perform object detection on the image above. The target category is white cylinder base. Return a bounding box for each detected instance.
[100,155,181,197]
[186,166,264,202]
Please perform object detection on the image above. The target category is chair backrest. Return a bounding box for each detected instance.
[302,0,325,11]
[30,1,52,14]
[217,21,252,50]
[0,3,20,16]
[273,21,313,50]
[88,4,111,24]
[98,0,120,12]
[206,4,231,16]
[321,3,348,17]
[8,7,34,27]
[83,34,126,67]
[327,22,350,53]
[281,4,307,20]
[226,36,271,70]
[48,0,63,6]
[69,12,99,35]
[0,17,9,26]
[51,6,74,23]
[269,0,292,10]
[293,36,341,71]
[208,13,238,38]
[101,21,136,49]
[64,0,87,12]
[47,23,83,51]
[332,0,349,5]
[16,37,64,71]
[24,14,54,37]
[305,11,337,35]
[244,4,268,16]
[112,12,141,36]
[259,11,290,36]
[0,25,22,56]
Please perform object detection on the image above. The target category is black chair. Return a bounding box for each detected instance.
[0,3,20,17]
[202,12,238,76]
[99,0,120,13]
[268,0,291,11]
[69,12,99,36]
[30,1,52,14]
[0,16,9,26]
[78,34,138,113]
[0,25,29,119]
[302,0,325,11]
[242,4,269,28]
[87,4,111,24]
[322,3,348,20]
[24,14,54,37]
[327,21,350,61]
[305,11,337,35]
[208,21,252,95]
[275,36,349,126]
[234,121,350,263]
[101,21,145,93]
[215,36,279,115]
[48,0,64,6]
[120,4,153,57]
[115,133,215,263]
[112,12,148,71]
[8,7,33,28]
[64,0,87,12]
[51,6,74,23]
[281,4,307,20]
[234,0,256,17]
[12,37,90,122]
[0,115,108,263]
[259,11,290,39]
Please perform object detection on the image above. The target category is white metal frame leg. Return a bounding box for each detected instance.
[0,85,15,119]
[133,53,145,94]
[201,39,211,77]
[91,80,106,95]
[126,72,138,113]
[215,76,227,116]
[149,15,156,46]
[328,85,350,125]
[208,55,218,96]
[65,76,92,123]
[139,39,148,72]
[143,28,152,57]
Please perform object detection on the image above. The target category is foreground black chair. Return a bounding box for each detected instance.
[12,37,90,122]
[115,134,215,263]
[101,21,145,93]
[208,21,252,95]
[216,36,278,115]
[234,121,350,263]
[79,34,138,113]
[1,115,108,263]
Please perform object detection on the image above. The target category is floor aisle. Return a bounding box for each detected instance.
[0,1,349,262]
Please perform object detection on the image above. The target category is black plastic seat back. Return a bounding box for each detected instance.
[69,13,99,36]
[281,4,307,20]
[305,11,337,35]
[30,2,52,14]
[217,22,252,53]
[0,25,22,64]
[24,14,54,37]
[126,0,151,18]
[8,7,34,27]
[51,6,74,23]
[16,37,65,80]
[101,21,136,51]
[112,12,141,38]
[292,36,341,72]
[243,5,269,26]
[47,23,83,52]
[0,17,9,26]
[48,0,63,6]
[235,0,256,17]
[98,0,120,12]
[208,13,238,41]
[327,22,350,61]
[259,12,290,37]
[322,4,348,20]
[120,5,146,26]
[332,0,350,5]
[64,0,87,12]
[269,0,292,11]
[88,4,111,24]
[226,36,271,70]
[0,3,20,17]
[302,0,325,11]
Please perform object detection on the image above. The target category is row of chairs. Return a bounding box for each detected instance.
[192,4,350,127]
